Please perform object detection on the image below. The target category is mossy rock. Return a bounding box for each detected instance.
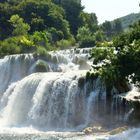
[108,126,128,135]
[83,126,107,134]
[35,60,50,72]
[78,76,85,88]
[86,71,98,80]
[83,127,93,134]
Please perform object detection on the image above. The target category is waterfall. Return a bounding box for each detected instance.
[0,48,110,131]
[0,71,107,131]
[0,48,91,96]
[0,54,34,95]
[0,48,138,133]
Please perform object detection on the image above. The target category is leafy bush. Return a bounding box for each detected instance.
[19,36,36,53]
[0,32,50,57]
[56,38,75,49]
[91,47,115,64]
[90,20,140,89]
[77,26,96,48]
[35,60,49,72]
[0,37,21,56]
[96,41,113,47]
[79,36,96,48]
[9,14,30,36]
[36,46,48,56]
[48,28,64,43]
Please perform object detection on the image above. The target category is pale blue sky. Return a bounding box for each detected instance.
[81,0,140,23]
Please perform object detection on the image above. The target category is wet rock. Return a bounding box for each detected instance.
[107,126,128,135]
[83,126,107,134]
[134,96,140,100]
[83,127,93,134]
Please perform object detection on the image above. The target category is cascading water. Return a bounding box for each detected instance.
[0,71,107,130]
[0,48,139,139]
[0,48,91,95]
[0,54,34,95]
[0,48,105,129]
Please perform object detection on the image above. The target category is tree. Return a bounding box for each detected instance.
[0,2,14,39]
[80,12,98,32]
[90,20,140,89]
[94,30,105,42]
[101,21,113,40]
[17,0,71,38]
[113,19,122,35]
[61,0,84,35]
[9,14,30,36]
[77,26,95,47]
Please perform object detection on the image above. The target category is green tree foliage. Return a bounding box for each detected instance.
[9,14,30,36]
[90,21,140,89]
[0,31,51,56]
[0,0,72,40]
[76,26,96,48]
[94,30,105,42]
[0,0,104,56]
[0,2,14,39]
[101,19,122,40]
[80,12,98,32]
[17,0,71,38]
[101,21,113,40]
[77,12,104,48]
[0,0,77,57]
[76,16,104,48]
[0,37,22,56]
[113,19,122,34]
[31,31,52,50]
[61,0,84,35]
[112,33,129,50]
[48,28,64,43]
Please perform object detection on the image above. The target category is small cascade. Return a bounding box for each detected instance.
[84,78,106,126]
[0,54,34,95]
[111,85,140,125]
[1,74,44,126]
[0,48,92,97]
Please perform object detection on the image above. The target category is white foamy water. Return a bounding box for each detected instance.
[0,127,139,140]
[0,127,108,140]
[0,48,139,139]
[0,71,106,131]
[0,48,91,95]
[108,128,140,140]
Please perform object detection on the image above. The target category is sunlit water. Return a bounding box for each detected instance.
[0,127,107,140]
[0,127,140,140]
[0,48,139,139]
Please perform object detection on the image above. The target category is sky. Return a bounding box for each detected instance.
[81,0,140,23]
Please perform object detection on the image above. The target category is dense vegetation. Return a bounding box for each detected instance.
[89,20,140,91]
[100,19,123,40]
[0,0,75,56]
[0,0,124,57]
